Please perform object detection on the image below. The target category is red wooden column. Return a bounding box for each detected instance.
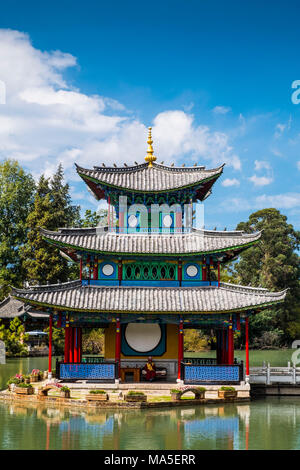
[228,320,234,365]
[93,259,98,280]
[115,319,121,380]
[77,328,82,363]
[178,260,182,286]
[245,317,249,382]
[48,314,53,376]
[69,327,74,363]
[177,319,184,381]
[217,261,220,287]
[73,328,78,363]
[64,326,70,363]
[118,260,122,285]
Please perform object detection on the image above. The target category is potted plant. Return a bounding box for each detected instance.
[124,391,147,402]
[60,386,71,398]
[30,369,41,383]
[86,390,109,402]
[23,375,31,384]
[14,383,34,395]
[218,386,237,399]
[7,377,22,391]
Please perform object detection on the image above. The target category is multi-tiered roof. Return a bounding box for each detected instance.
[12,127,287,321]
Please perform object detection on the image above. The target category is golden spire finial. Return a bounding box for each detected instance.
[145,127,157,167]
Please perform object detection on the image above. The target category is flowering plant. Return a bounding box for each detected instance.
[31,369,40,375]
[15,374,23,380]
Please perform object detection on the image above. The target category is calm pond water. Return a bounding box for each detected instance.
[0,397,300,450]
[0,352,299,450]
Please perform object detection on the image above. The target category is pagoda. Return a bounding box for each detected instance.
[12,128,287,385]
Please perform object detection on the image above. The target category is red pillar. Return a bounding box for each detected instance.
[77,328,82,363]
[217,261,220,287]
[228,324,234,365]
[64,326,70,363]
[48,314,53,374]
[69,327,74,363]
[93,259,98,280]
[245,317,249,377]
[73,328,78,363]
[177,320,184,381]
[178,260,182,286]
[115,319,121,379]
[118,260,122,284]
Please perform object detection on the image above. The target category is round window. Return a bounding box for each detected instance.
[186,264,198,277]
[163,214,173,228]
[102,263,114,276]
[128,214,138,228]
[125,323,162,352]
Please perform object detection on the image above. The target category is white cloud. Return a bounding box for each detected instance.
[0,28,242,181]
[221,178,240,187]
[212,106,231,115]
[249,175,274,186]
[256,193,300,209]
[254,160,271,171]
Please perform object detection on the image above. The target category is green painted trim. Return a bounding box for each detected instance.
[42,235,260,258]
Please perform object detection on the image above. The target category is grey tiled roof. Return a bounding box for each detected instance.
[12,280,287,314]
[76,162,224,193]
[41,227,261,256]
[0,295,49,319]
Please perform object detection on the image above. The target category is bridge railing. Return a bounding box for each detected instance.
[250,363,300,385]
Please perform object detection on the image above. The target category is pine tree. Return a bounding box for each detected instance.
[21,165,80,285]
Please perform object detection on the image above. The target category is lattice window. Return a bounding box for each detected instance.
[123,262,177,281]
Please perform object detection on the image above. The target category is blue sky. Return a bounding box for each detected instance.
[0,0,300,230]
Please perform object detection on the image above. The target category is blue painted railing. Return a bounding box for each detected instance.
[182,361,244,384]
[57,361,117,381]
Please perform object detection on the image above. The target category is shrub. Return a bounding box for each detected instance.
[126,391,145,396]
[170,389,181,393]
[220,386,236,391]
[60,386,70,392]
[7,377,21,386]
[15,383,33,389]
[89,389,106,394]
[196,387,206,392]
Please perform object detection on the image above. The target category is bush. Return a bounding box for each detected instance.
[7,377,21,386]
[126,391,145,396]
[15,383,33,389]
[196,387,206,392]
[89,389,106,394]
[220,386,236,391]
[60,386,70,392]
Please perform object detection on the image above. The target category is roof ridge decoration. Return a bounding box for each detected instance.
[145,127,157,167]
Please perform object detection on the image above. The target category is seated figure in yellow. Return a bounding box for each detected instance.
[143,356,156,381]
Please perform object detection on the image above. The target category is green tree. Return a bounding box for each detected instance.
[230,208,300,344]
[21,165,80,284]
[0,318,29,357]
[80,209,108,228]
[0,160,35,299]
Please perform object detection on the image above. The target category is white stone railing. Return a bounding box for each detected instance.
[250,363,300,384]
